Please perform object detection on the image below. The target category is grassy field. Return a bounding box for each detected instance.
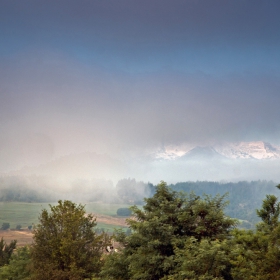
[85,202,135,217]
[0,202,47,229]
[0,201,135,245]
[0,201,134,231]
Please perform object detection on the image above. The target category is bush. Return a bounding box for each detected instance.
[16,225,22,230]
[0,246,31,279]
[1,223,10,230]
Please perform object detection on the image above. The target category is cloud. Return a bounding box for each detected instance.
[0,0,280,174]
[1,50,280,161]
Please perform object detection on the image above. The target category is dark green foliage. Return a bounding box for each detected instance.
[15,224,21,230]
[0,246,31,280]
[31,200,110,280]
[0,238,17,267]
[101,181,236,280]
[171,180,277,226]
[28,225,32,230]
[116,207,132,216]
[256,194,280,230]
[1,223,10,230]
[100,250,130,280]
[170,237,233,280]
[229,187,280,279]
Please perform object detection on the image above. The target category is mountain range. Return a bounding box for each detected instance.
[2,141,280,184]
[154,141,280,161]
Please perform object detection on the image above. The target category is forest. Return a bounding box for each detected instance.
[0,176,277,228]
[0,181,280,279]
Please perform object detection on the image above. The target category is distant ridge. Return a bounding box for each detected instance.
[215,141,280,159]
[180,146,226,160]
[154,141,280,161]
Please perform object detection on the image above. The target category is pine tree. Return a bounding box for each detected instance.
[101,181,236,280]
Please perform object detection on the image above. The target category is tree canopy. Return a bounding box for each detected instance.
[2,181,280,279]
[101,181,236,280]
[31,200,109,280]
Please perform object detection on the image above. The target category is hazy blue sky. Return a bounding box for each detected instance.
[1,0,280,170]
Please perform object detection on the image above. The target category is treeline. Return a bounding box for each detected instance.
[0,176,117,203]
[170,180,278,227]
[117,179,278,227]
[0,176,155,204]
[100,182,280,280]
[0,176,278,227]
[2,182,280,279]
[0,176,54,202]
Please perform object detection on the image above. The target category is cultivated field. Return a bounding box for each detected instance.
[0,230,33,247]
[0,201,134,245]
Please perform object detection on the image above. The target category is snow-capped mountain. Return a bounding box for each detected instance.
[214,141,280,159]
[180,146,226,160]
[155,141,280,160]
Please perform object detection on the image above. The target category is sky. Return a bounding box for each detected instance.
[1,0,280,175]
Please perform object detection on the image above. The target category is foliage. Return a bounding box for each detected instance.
[170,180,278,227]
[1,181,280,279]
[31,200,110,280]
[15,225,21,230]
[0,178,278,227]
[169,237,232,280]
[256,194,280,231]
[0,246,31,280]
[0,238,17,267]
[101,181,236,280]
[100,250,130,280]
[229,191,280,279]
[1,223,10,230]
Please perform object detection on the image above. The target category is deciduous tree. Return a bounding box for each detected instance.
[31,200,109,280]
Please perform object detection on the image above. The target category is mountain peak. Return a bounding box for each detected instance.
[215,141,280,159]
[154,141,280,160]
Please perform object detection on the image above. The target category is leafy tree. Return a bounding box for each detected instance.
[31,200,110,280]
[1,223,10,230]
[0,246,31,280]
[15,225,22,230]
[0,238,17,267]
[101,181,236,280]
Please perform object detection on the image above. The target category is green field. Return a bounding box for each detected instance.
[0,201,135,232]
[84,202,135,216]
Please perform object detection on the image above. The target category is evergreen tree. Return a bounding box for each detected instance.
[256,194,280,231]
[101,181,236,280]
[0,238,17,267]
[230,188,280,279]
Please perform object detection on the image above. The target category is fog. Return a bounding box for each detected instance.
[1,1,280,192]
